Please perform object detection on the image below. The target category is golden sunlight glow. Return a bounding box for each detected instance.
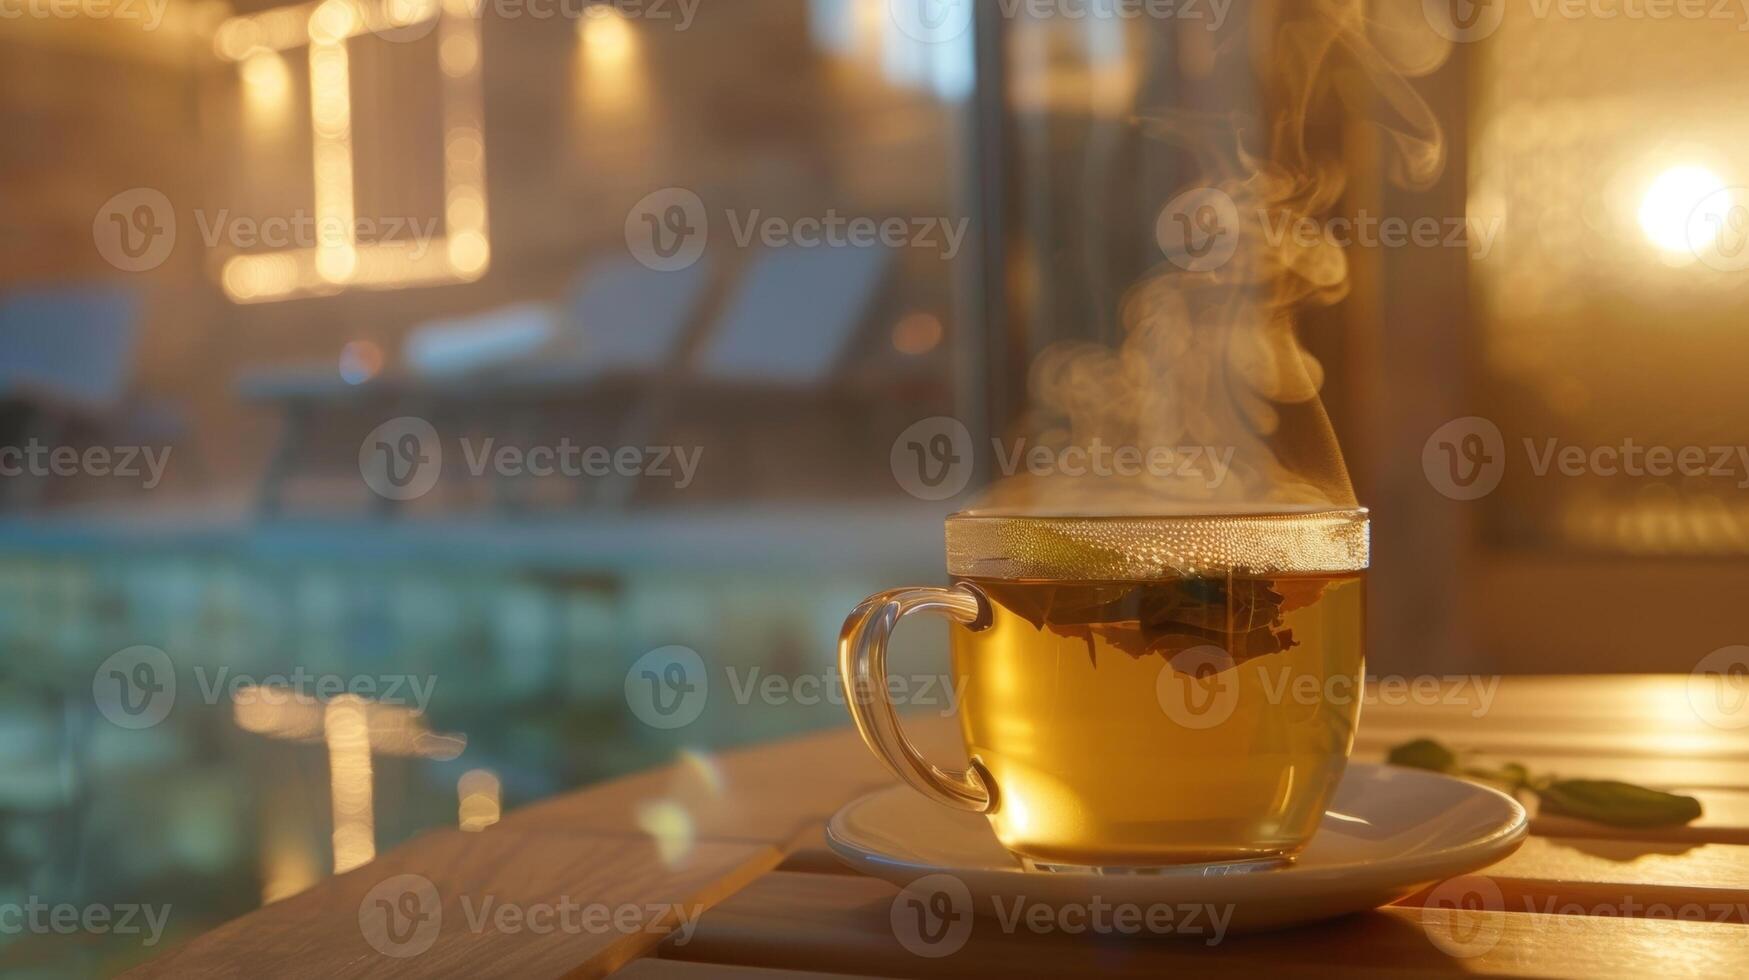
[215,0,490,302]
[1639,165,1727,254]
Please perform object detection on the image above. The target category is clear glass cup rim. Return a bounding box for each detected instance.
[944,507,1370,579]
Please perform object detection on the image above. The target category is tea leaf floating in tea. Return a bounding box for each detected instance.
[983,575,1302,670]
[1387,737,1703,828]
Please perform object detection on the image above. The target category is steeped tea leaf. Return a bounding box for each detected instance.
[978,574,1301,670]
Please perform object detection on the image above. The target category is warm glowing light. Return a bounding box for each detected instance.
[576,5,643,117]
[309,0,358,43]
[232,687,466,758]
[241,50,293,122]
[325,696,376,873]
[458,769,502,832]
[439,29,479,77]
[1639,165,1727,254]
[215,18,263,60]
[447,231,490,277]
[891,312,945,355]
[215,0,491,302]
[581,6,636,66]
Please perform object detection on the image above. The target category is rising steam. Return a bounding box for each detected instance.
[973,0,1451,516]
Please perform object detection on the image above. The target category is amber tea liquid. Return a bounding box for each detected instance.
[944,513,1368,869]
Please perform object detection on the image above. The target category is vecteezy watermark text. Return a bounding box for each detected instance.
[888,0,1235,45]
[358,417,703,502]
[623,645,964,730]
[194,210,441,261]
[0,440,171,489]
[0,0,169,31]
[624,188,969,271]
[92,645,441,729]
[889,416,1236,501]
[0,899,171,947]
[1157,655,1502,731]
[1422,417,1749,501]
[358,873,703,959]
[1423,0,1749,44]
[889,874,1233,958]
[1156,188,1502,274]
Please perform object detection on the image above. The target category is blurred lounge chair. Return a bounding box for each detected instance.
[0,286,157,509]
[242,256,715,515]
[692,244,892,386]
[592,243,894,507]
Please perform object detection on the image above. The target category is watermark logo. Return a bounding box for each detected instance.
[360,417,444,501]
[1690,646,1749,730]
[891,416,975,501]
[625,646,709,729]
[1157,187,1240,273]
[1422,0,1505,42]
[1423,417,1507,501]
[1420,875,1506,958]
[359,874,443,959]
[1155,645,1241,730]
[891,873,974,958]
[94,188,176,273]
[626,188,709,271]
[1688,186,1749,273]
[93,646,176,729]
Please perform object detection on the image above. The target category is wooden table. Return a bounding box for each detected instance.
[133,676,1749,978]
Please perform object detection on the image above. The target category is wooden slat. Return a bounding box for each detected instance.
[1349,745,1749,791]
[1527,789,1749,845]
[500,718,964,848]
[126,830,781,980]
[1397,838,1749,923]
[664,870,1749,979]
[612,958,895,979]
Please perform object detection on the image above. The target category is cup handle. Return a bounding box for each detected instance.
[838,584,995,813]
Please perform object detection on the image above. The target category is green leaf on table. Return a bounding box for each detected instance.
[1385,737,1457,773]
[1536,779,1704,828]
[1384,737,1703,828]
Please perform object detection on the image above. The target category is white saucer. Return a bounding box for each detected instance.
[827,762,1527,933]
